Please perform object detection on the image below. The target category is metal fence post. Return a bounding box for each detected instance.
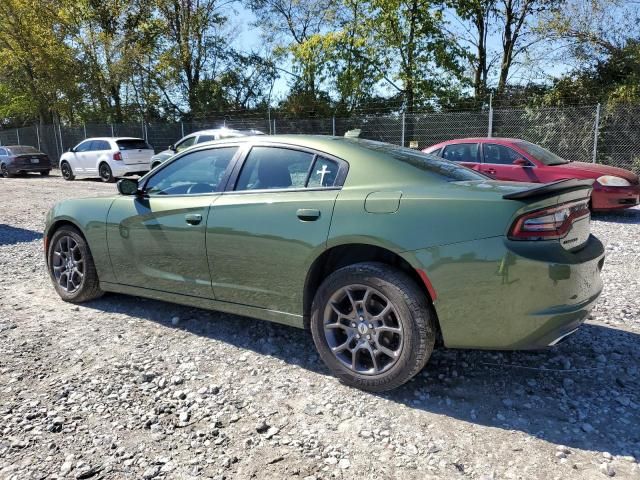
[488,93,493,138]
[273,119,276,135]
[592,103,601,163]
[83,123,87,139]
[58,121,64,153]
[332,116,336,136]
[16,128,20,145]
[401,112,405,147]
[110,124,115,137]
[181,121,185,138]
[36,124,41,150]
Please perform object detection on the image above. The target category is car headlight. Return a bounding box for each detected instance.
[597,175,631,187]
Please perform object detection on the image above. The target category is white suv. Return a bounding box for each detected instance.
[59,137,154,182]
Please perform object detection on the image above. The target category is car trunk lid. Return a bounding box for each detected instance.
[504,179,593,251]
[14,153,50,167]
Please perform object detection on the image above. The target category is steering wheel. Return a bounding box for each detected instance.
[186,183,214,194]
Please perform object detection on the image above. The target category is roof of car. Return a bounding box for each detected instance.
[80,137,145,141]
[428,137,526,147]
[186,128,244,136]
[1,145,41,150]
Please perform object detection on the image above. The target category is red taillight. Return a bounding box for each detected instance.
[113,152,123,161]
[508,200,590,240]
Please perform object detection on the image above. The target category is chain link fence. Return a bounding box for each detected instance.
[1,103,638,173]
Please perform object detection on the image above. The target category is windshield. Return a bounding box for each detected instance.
[8,146,41,155]
[348,139,487,181]
[116,139,152,150]
[515,141,569,165]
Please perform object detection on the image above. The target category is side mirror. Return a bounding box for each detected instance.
[68,147,75,153]
[117,178,140,196]
[169,144,176,152]
[513,158,529,166]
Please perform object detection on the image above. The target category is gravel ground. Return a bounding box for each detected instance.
[1,172,639,480]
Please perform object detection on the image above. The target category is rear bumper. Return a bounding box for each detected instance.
[112,162,150,177]
[405,235,604,350]
[8,164,51,173]
[591,184,640,210]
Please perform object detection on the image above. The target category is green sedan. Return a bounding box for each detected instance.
[44,136,604,391]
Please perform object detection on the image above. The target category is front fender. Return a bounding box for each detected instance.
[45,198,117,283]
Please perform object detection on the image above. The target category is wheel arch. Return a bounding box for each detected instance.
[45,219,86,263]
[303,243,441,337]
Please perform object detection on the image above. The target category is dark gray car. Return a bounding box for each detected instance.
[0,145,52,178]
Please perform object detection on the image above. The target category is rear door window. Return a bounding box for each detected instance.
[92,140,111,151]
[235,147,315,191]
[0,148,8,156]
[307,156,340,187]
[116,139,151,150]
[483,144,522,165]
[442,143,479,163]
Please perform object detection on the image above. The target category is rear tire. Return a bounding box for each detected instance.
[99,162,115,183]
[310,262,435,392]
[47,226,103,303]
[60,161,75,181]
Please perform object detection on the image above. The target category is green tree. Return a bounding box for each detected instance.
[0,0,77,125]
[365,0,464,111]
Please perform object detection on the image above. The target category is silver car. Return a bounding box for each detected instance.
[150,128,263,169]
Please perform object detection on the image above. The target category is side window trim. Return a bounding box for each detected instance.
[225,144,349,193]
[139,144,242,195]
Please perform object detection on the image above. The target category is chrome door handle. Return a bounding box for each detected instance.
[185,213,202,225]
[296,208,321,221]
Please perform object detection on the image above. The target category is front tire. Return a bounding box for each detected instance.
[47,226,103,303]
[60,161,75,181]
[40,170,51,176]
[99,163,116,183]
[1,163,14,178]
[310,262,435,392]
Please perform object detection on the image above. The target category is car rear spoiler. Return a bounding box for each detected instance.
[503,178,594,200]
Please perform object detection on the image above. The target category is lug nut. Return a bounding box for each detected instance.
[351,323,356,328]
[368,323,373,329]
[366,334,371,340]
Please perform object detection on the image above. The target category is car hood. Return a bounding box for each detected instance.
[553,161,638,184]
[152,150,174,161]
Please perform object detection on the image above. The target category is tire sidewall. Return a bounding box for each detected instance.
[1,163,10,178]
[310,263,433,390]
[61,162,74,180]
[47,228,91,301]
[99,163,115,183]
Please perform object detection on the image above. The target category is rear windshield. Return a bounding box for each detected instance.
[515,141,569,165]
[348,139,487,181]
[116,139,152,150]
[8,146,41,155]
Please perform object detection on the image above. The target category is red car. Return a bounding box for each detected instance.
[423,138,640,211]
